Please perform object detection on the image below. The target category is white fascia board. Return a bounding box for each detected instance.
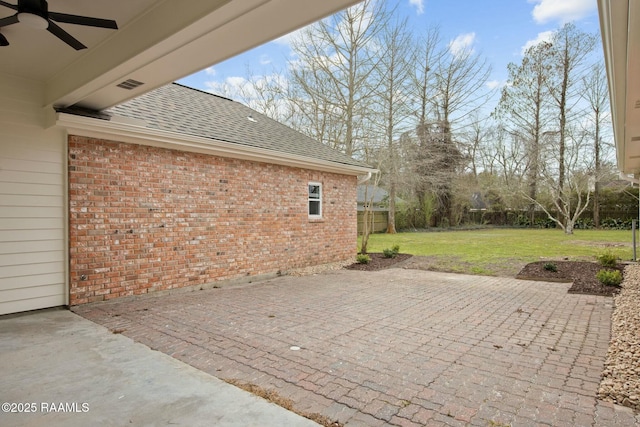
[597,0,628,172]
[56,113,376,177]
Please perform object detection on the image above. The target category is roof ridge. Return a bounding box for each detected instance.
[170,82,235,103]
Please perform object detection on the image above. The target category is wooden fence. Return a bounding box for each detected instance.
[357,211,388,234]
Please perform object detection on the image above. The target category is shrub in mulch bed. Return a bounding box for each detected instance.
[516,261,625,296]
[345,253,413,271]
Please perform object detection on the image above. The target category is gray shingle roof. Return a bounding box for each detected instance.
[357,185,389,204]
[107,83,369,169]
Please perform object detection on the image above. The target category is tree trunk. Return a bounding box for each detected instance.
[565,221,574,235]
[593,105,601,229]
[386,181,397,233]
[593,183,600,229]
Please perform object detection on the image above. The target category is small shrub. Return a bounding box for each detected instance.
[515,214,531,227]
[382,244,401,259]
[534,218,556,229]
[574,218,594,230]
[596,269,623,286]
[596,251,617,268]
[601,218,634,230]
[356,254,371,264]
[382,248,396,258]
[543,262,558,272]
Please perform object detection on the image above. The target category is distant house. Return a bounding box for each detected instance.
[357,185,389,212]
[60,84,375,306]
[469,192,488,211]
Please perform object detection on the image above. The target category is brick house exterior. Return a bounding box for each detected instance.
[64,84,373,304]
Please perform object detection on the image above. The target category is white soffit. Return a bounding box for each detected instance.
[598,0,640,174]
[48,0,363,110]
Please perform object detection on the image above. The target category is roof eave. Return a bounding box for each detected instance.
[598,0,628,173]
[55,112,377,176]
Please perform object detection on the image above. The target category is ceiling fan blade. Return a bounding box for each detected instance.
[0,13,18,27]
[47,20,86,50]
[49,12,117,29]
[0,1,17,11]
[0,32,8,46]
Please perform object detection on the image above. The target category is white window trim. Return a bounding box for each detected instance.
[308,182,322,218]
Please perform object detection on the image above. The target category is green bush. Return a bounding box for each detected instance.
[596,251,618,267]
[382,248,395,258]
[574,218,594,229]
[601,218,634,230]
[383,245,401,259]
[543,262,558,272]
[515,214,531,227]
[534,218,556,229]
[356,254,371,264]
[596,269,623,286]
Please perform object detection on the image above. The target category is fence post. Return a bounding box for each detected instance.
[633,219,637,262]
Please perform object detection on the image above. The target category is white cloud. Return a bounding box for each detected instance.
[204,74,287,102]
[486,80,505,90]
[204,67,216,76]
[529,0,596,24]
[409,0,424,15]
[204,76,245,98]
[448,32,476,57]
[273,28,305,48]
[521,30,554,55]
[259,54,271,65]
[204,73,291,120]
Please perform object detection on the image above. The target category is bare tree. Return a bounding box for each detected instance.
[495,41,553,222]
[411,26,445,128]
[374,16,414,234]
[581,61,612,228]
[459,114,492,178]
[486,125,528,191]
[425,44,492,225]
[408,27,445,226]
[545,23,597,210]
[527,129,594,234]
[286,0,391,157]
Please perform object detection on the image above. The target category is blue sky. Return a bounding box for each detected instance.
[178,0,600,98]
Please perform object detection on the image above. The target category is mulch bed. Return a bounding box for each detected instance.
[346,254,624,297]
[345,253,413,271]
[516,261,624,297]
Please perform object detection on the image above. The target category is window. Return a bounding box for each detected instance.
[308,182,322,218]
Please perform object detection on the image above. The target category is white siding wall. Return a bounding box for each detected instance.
[0,74,67,315]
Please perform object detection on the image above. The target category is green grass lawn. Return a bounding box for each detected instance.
[360,228,635,276]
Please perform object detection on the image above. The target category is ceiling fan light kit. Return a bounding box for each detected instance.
[0,0,117,49]
[17,12,47,29]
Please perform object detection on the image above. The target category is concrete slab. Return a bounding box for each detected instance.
[0,308,318,427]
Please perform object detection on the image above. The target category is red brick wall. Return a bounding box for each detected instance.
[68,136,357,305]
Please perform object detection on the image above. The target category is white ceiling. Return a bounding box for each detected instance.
[0,0,362,110]
[0,0,156,81]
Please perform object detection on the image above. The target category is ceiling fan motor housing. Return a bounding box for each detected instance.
[18,0,48,19]
[0,0,118,49]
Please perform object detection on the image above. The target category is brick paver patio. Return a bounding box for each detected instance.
[73,268,639,426]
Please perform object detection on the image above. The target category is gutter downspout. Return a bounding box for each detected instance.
[620,172,640,184]
[357,171,373,185]
[620,173,640,261]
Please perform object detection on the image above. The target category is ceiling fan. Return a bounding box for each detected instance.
[0,0,117,50]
